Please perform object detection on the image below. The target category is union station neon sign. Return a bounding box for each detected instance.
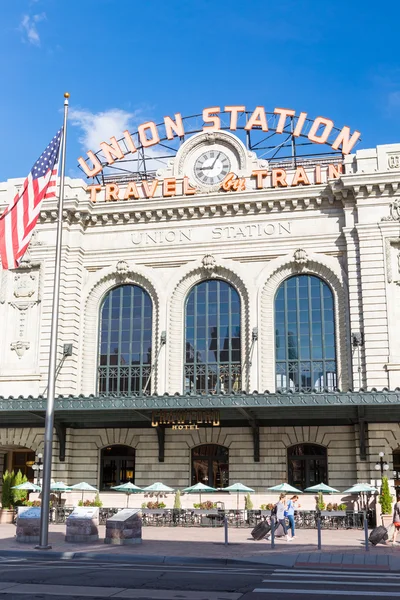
[79,105,360,202]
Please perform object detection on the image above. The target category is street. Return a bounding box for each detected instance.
[0,558,397,599]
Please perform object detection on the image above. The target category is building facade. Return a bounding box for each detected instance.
[1,114,400,504]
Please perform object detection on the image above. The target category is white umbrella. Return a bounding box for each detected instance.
[304,483,340,494]
[268,483,303,494]
[342,483,378,494]
[182,482,216,507]
[12,482,41,492]
[143,482,175,493]
[70,482,98,503]
[222,483,255,511]
[111,482,143,507]
[50,482,72,506]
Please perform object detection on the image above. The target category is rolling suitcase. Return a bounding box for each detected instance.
[275,523,286,537]
[369,525,388,545]
[251,521,271,540]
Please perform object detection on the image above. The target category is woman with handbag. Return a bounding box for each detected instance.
[266,493,291,542]
[286,495,299,539]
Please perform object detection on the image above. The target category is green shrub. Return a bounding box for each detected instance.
[12,470,28,505]
[379,477,393,515]
[244,493,253,510]
[316,491,326,511]
[338,503,347,511]
[1,470,14,509]
[173,491,182,510]
[92,492,103,507]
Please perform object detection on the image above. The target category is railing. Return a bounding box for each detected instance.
[17,507,374,529]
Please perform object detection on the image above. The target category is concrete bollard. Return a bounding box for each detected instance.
[224,515,228,546]
[271,516,275,549]
[317,516,322,550]
[364,512,369,552]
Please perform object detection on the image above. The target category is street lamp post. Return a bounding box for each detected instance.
[374,451,389,491]
[32,453,43,487]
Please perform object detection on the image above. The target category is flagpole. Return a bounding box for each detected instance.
[36,92,69,549]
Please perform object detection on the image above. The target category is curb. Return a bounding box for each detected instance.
[0,549,267,567]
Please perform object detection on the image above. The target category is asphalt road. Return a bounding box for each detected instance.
[0,558,398,598]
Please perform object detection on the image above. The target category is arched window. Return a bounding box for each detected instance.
[288,444,328,490]
[184,280,241,394]
[98,285,152,395]
[191,444,229,488]
[100,445,136,490]
[275,275,337,392]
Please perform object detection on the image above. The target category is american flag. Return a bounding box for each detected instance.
[0,129,63,270]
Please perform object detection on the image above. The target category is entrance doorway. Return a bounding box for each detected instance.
[191,444,229,488]
[100,445,136,490]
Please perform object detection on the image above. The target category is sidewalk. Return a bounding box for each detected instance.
[1,524,400,571]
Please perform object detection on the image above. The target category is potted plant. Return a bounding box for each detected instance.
[0,470,15,524]
[316,491,326,512]
[12,471,28,507]
[379,477,393,527]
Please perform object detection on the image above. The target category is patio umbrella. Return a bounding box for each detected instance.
[111,482,143,507]
[143,482,175,493]
[70,482,98,503]
[12,482,41,492]
[268,483,303,494]
[304,483,340,494]
[50,482,72,506]
[223,483,255,511]
[342,483,378,494]
[182,482,216,507]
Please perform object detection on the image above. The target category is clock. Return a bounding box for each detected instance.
[193,150,231,186]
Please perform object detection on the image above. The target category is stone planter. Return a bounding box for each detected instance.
[0,509,14,524]
[381,514,393,528]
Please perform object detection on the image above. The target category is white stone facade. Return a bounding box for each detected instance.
[1,133,400,499]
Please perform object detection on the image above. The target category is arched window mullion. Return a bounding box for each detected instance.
[98,285,152,396]
[184,280,241,394]
[275,275,336,393]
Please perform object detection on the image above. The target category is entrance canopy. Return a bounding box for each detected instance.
[0,390,398,464]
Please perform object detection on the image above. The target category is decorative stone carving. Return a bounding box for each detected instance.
[382,199,400,221]
[388,154,400,170]
[385,238,400,284]
[202,254,217,274]
[116,260,129,279]
[293,248,308,270]
[29,230,43,246]
[14,272,36,298]
[10,341,30,358]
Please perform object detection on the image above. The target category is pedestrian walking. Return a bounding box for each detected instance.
[267,493,291,542]
[390,493,400,544]
[286,495,299,539]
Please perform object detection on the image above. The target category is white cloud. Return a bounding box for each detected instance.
[70,108,142,151]
[70,107,171,172]
[20,13,46,46]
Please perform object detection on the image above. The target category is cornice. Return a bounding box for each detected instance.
[333,172,400,201]
[1,390,400,410]
[37,185,340,228]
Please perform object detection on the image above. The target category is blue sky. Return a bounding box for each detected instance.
[1,0,399,181]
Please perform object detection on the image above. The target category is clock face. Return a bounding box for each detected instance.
[193,150,231,186]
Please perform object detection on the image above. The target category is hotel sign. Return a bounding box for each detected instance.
[151,409,220,430]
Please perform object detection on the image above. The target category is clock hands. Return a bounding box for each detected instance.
[200,152,221,170]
